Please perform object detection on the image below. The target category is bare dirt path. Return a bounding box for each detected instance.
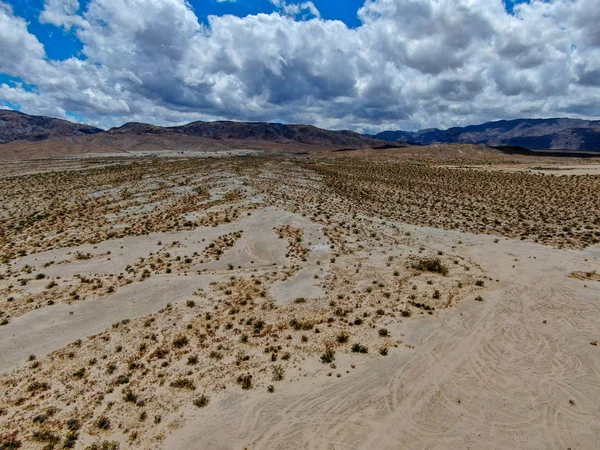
[165,228,600,450]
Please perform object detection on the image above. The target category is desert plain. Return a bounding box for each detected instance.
[0,147,599,449]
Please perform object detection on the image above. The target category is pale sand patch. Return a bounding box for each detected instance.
[0,275,221,372]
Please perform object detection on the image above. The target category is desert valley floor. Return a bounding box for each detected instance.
[0,150,599,449]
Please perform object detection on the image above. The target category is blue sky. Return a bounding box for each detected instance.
[0,0,598,131]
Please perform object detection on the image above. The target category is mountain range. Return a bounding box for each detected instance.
[1,109,599,159]
[374,118,600,151]
[0,109,103,144]
[0,109,387,158]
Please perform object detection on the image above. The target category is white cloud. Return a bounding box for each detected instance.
[0,3,49,78]
[270,0,321,19]
[40,0,85,30]
[0,0,599,131]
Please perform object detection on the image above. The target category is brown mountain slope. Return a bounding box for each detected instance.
[0,111,397,158]
[109,120,387,149]
[0,109,103,144]
[375,118,600,151]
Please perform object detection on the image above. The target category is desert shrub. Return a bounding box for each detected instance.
[254,320,265,333]
[84,441,119,450]
[173,335,189,349]
[72,368,86,380]
[95,416,111,430]
[209,350,223,360]
[336,332,349,343]
[412,258,448,276]
[66,418,80,431]
[193,395,210,408]
[237,374,253,390]
[27,381,50,393]
[170,378,195,390]
[32,429,60,445]
[150,348,169,359]
[351,343,368,354]
[378,328,389,337]
[320,347,336,364]
[63,432,79,448]
[290,318,313,330]
[122,389,137,403]
[32,414,47,424]
[0,439,21,449]
[272,365,285,381]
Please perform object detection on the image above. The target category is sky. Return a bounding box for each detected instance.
[0,0,599,132]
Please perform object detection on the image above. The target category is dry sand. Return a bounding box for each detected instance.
[166,226,600,450]
[0,207,331,372]
[0,155,598,450]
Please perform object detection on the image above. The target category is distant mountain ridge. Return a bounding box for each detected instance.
[374,118,600,151]
[0,109,386,150]
[108,120,384,148]
[1,109,599,153]
[0,109,103,144]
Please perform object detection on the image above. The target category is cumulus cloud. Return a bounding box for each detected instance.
[0,3,49,78]
[40,0,85,30]
[0,0,599,131]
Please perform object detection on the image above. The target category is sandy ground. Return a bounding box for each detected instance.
[1,156,599,450]
[440,163,600,176]
[0,207,330,373]
[0,275,221,373]
[165,225,600,450]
